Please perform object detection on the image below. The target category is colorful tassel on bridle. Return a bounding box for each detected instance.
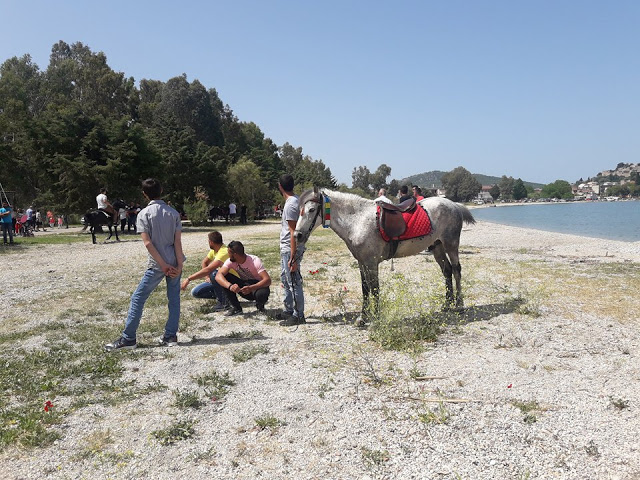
[323,194,331,228]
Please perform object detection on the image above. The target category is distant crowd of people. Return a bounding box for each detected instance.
[0,200,75,245]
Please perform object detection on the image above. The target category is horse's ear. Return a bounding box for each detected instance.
[313,186,318,194]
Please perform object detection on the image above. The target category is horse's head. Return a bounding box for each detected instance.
[294,187,324,245]
[113,199,128,210]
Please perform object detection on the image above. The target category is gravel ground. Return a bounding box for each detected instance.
[1,220,639,479]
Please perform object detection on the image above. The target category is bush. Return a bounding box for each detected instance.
[368,273,442,351]
[183,187,209,226]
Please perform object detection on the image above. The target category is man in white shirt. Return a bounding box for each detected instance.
[228,201,237,223]
[96,188,117,223]
[374,188,392,204]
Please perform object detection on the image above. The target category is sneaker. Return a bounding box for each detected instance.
[159,335,178,347]
[104,336,137,352]
[279,316,306,327]
[212,302,229,312]
[274,311,294,320]
[224,307,242,317]
[255,303,266,312]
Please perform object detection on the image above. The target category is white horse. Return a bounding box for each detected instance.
[294,188,476,325]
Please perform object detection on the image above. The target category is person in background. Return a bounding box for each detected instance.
[105,178,185,351]
[127,203,140,233]
[119,205,128,233]
[26,206,34,229]
[240,204,247,224]
[374,188,392,203]
[0,201,15,245]
[398,185,413,203]
[215,240,271,316]
[181,230,233,311]
[228,201,237,223]
[96,188,117,223]
[35,210,42,231]
[412,185,425,201]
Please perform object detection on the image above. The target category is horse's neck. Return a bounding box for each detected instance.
[324,190,368,242]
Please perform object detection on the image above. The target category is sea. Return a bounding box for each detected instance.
[470,201,640,242]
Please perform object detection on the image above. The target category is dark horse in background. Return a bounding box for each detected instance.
[83,199,128,244]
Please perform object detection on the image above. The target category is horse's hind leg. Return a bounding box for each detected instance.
[431,242,454,306]
[447,247,464,308]
[358,261,380,326]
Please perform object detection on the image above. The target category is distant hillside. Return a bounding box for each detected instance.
[401,171,545,189]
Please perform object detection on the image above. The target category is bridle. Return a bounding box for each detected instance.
[301,190,331,240]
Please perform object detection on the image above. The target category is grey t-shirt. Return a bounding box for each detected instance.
[136,200,184,270]
[280,195,303,253]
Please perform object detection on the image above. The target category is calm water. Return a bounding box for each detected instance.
[471,201,640,242]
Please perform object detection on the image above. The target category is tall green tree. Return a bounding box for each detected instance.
[512,178,528,200]
[351,165,371,192]
[441,166,481,202]
[498,175,515,200]
[226,158,269,217]
[489,184,500,200]
[541,180,573,199]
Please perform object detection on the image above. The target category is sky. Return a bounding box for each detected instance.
[1,0,639,186]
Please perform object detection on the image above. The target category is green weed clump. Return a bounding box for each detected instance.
[232,344,270,363]
[173,389,204,410]
[192,370,235,400]
[152,419,196,445]
[254,415,285,430]
[368,273,443,351]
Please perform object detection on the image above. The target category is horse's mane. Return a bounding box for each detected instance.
[300,188,372,207]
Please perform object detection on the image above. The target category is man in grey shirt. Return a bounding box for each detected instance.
[105,178,185,351]
[277,174,306,325]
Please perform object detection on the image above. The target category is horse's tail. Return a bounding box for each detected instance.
[457,204,476,225]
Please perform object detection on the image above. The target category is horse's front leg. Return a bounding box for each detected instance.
[356,261,380,327]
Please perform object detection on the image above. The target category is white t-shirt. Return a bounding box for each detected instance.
[229,203,237,214]
[96,193,108,209]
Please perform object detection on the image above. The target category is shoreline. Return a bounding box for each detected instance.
[462,220,640,263]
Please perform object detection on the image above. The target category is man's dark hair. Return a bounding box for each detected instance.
[279,174,294,192]
[227,240,245,256]
[400,185,409,195]
[100,187,107,194]
[142,178,162,199]
[208,230,223,244]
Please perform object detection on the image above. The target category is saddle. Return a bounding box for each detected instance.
[376,198,416,239]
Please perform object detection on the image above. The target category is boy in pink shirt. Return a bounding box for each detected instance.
[215,240,271,316]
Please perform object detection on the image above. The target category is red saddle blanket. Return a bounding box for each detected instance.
[377,204,432,242]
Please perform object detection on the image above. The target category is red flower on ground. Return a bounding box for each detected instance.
[44,400,54,412]
[507,384,512,389]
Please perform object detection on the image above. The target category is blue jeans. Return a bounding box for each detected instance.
[123,268,181,341]
[280,249,304,318]
[1,223,13,244]
[190,270,227,304]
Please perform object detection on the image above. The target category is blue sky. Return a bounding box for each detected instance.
[2,1,638,185]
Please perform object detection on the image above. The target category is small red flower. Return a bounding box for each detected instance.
[44,400,54,412]
[211,396,218,402]
[507,384,512,389]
